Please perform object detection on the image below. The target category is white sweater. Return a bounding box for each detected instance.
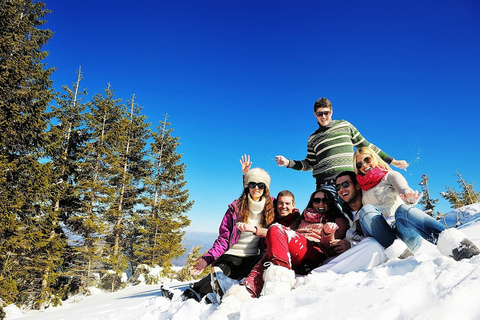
[362,171,413,221]
[225,196,264,257]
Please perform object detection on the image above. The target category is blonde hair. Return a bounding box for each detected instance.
[353,146,391,174]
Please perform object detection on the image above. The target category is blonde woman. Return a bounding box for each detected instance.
[353,146,479,261]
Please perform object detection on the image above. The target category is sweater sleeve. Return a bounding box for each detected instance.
[386,171,413,197]
[349,121,394,164]
[289,135,317,172]
[334,217,348,240]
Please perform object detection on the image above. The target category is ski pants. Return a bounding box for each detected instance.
[191,253,262,298]
[266,224,325,275]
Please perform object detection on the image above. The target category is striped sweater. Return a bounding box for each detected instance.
[289,120,393,183]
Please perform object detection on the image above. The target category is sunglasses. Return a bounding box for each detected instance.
[335,181,350,191]
[312,197,328,204]
[248,182,265,189]
[356,156,373,170]
[315,111,331,117]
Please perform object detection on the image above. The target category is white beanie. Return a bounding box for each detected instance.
[243,168,271,189]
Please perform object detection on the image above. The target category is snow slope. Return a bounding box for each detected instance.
[6,205,480,320]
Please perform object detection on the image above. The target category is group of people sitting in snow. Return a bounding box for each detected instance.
[161,97,480,310]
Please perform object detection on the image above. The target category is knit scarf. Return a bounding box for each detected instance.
[303,208,324,223]
[277,209,300,227]
[357,166,388,191]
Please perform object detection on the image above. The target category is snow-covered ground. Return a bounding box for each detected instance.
[6,204,480,320]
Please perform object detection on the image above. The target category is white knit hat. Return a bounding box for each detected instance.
[243,168,271,189]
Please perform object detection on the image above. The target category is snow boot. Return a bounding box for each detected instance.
[437,228,480,261]
[181,286,201,302]
[384,239,414,260]
[260,264,296,297]
[160,285,174,300]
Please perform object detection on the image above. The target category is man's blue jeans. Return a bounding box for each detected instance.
[394,204,445,252]
[359,204,446,252]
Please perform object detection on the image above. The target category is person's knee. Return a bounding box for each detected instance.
[359,205,383,225]
[395,204,410,220]
[359,205,379,218]
[267,224,285,238]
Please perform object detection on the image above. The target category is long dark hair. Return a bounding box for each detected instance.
[291,187,347,230]
[236,187,275,227]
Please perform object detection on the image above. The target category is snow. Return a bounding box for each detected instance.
[5,205,480,320]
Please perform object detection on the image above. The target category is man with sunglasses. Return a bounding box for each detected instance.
[276,97,408,189]
[328,171,398,256]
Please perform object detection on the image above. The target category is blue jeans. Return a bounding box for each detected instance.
[359,205,397,248]
[395,204,445,252]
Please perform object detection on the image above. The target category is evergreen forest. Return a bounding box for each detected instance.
[0,0,193,315]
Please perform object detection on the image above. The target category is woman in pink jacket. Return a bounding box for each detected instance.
[163,167,275,302]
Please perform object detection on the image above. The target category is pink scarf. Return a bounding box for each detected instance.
[357,166,388,191]
[303,208,324,223]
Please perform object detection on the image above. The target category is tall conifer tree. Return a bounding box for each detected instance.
[134,115,192,268]
[74,84,122,287]
[102,95,150,289]
[47,67,88,223]
[0,0,63,309]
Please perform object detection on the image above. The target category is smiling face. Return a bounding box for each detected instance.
[276,195,295,217]
[336,175,361,204]
[314,107,333,127]
[355,153,377,175]
[312,191,329,213]
[248,182,265,201]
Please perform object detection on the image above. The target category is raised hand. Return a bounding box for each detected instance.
[391,159,409,170]
[275,155,289,167]
[240,154,252,175]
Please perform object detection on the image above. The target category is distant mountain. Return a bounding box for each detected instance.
[172,231,217,266]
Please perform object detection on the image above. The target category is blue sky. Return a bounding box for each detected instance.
[43,0,479,233]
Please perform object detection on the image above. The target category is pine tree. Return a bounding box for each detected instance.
[46,67,88,224]
[102,95,150,290]
[418,174,438,216]
[73,84,122,288]
[456,172,479,205]
[441,172,479,209]
[441,187,464,209]
[133,115,193,268]
[0,0,63,309]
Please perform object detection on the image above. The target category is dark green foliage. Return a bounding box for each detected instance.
[176,246,208,282]
[442,172,479,209]
[131,115,192,268]
[0,0,64,310]
[418,174,438,216]
[0,0,194,311]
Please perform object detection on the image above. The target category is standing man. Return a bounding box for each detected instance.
[276,97,408,189]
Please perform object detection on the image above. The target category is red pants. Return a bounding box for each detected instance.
[266,224,325,275]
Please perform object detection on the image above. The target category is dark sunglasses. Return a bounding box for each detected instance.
[335,181,351,191]
[248,182,265,189]
[312,197,328,204]
[356,156,373,170]
[315,111,331,117]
